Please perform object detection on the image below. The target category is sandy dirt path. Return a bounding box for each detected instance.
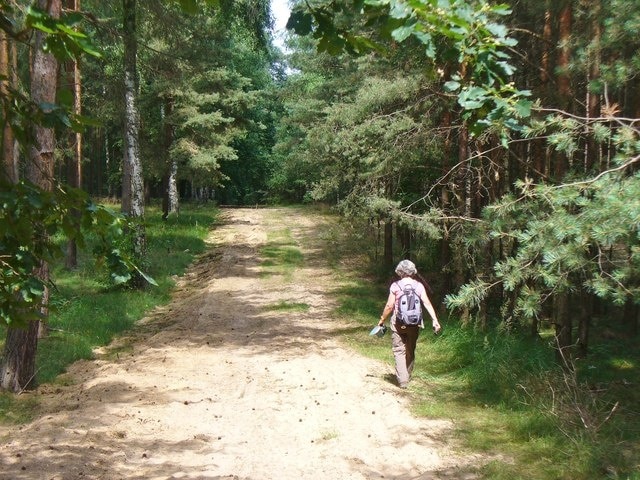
[0,207,478,479]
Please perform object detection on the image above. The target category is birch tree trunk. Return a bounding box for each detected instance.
[122,0,146,283]
[162,97,179,219]
[1,0,61,392]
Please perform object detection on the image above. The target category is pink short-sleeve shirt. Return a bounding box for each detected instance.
[390,278,426,303]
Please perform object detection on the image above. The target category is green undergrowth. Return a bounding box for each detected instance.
[325,244,639,478]
[0,202,218,425]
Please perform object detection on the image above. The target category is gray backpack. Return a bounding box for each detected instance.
[395,283,422,327]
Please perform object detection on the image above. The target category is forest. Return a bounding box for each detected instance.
[0,0,639,478]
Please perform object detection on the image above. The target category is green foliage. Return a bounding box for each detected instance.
[167,68,263,191]
[272,48,444,217]
[119,1,276,203]
[0,5,103,157]
[26,6,102,61]
[288,0,532,134]
[447,160,640,321]
[0,181,152,328]
[0,3,164,330]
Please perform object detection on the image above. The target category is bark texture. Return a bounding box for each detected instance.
[122,0,146,278]
[1,0,61,392]
[65,0,82,269]
[0,29,17,182]
[122,0,144,220]
[162,98,179,219]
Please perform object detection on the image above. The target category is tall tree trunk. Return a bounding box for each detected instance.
[162,97,179,219]
[166,155,179,214]
[0,29,17,182]
[576,289,592,357]
[0,320,40,392]
[551,1,573,182]
[105,122,114,198]
[122,0,146,284]
[585,0,601,173]
[65,0,82,269]
[453,121,470,290]
[396,224,411,259]
[533,3,551,180]
[1,0,61,392]
[554,292,572,364]
[439,109,452,293]
[384,220,393,271]
[557,1,573,108]
[540,1,552,86]
[623,300,638,337]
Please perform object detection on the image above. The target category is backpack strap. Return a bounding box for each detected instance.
[392,281,400,314]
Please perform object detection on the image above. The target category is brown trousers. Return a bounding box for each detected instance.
[391,325,420,387]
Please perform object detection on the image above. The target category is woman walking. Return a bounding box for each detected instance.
[378,260,441,388]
